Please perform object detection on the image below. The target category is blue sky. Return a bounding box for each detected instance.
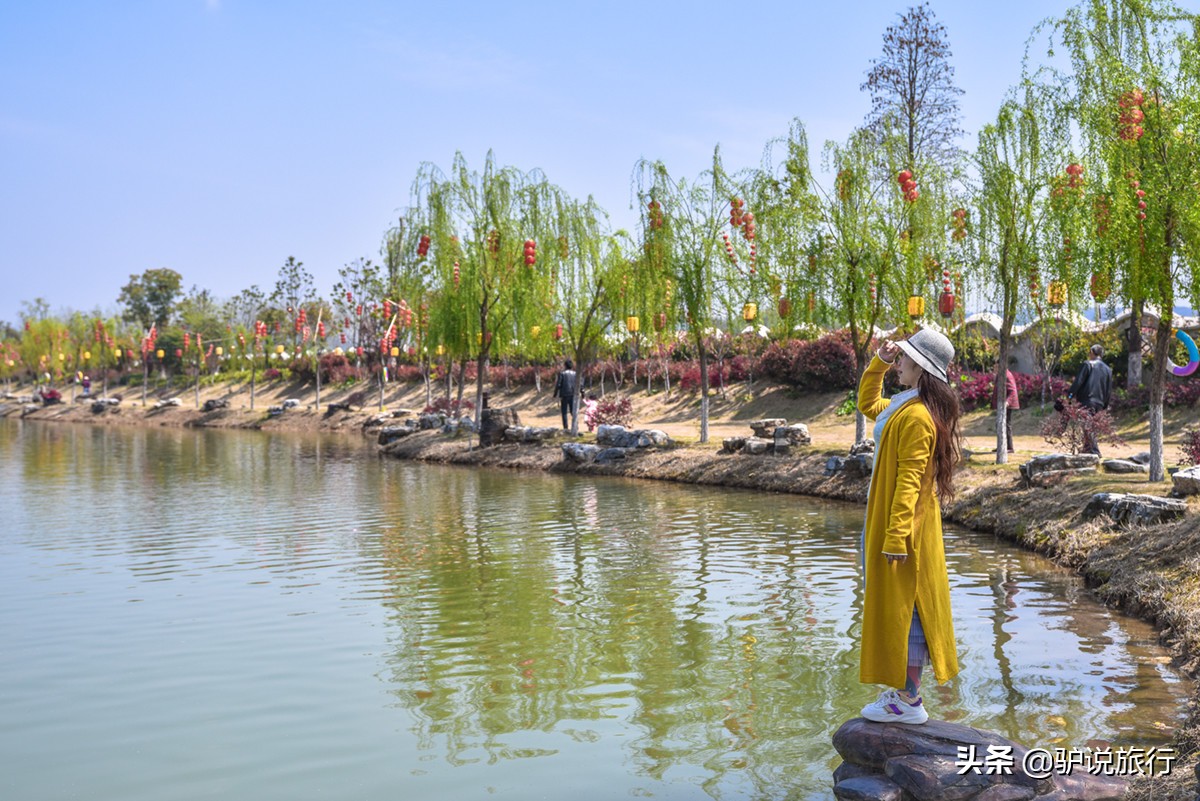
[0,0,1083,327]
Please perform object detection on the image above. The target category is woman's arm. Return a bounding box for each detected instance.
[857,345,896,421]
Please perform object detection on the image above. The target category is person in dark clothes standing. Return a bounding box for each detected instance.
[1067,344,1113,455]
[553,359,579,431]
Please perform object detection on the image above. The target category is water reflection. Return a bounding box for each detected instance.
[0,420,1189,801]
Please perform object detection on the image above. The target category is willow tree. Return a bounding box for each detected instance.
[634,151,745,444]
[552,197,624,433]
[413,152,560,425]
[972,94,1058,464]
[381,213,440,405]
[751,120,822,336]
[1045,0,1200,480]
[815,128,900,443]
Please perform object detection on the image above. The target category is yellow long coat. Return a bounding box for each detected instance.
[857,355,959,689]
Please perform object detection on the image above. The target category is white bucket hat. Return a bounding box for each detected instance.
[896,328,955,384]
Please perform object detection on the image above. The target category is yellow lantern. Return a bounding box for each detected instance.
[742,303,757,322]
[1048,280,1068,308]
[114,348,122,358]
[626,316,640,333]
[58,352,65,361]
[390,346,400,357]
[436,345,445,356]
[215,346,223,356]
[275,345,285,354]
[5,360,14,368]
[333,347,343,355]
[83,351,91,361]
[907,295,925,319]
[531,325,541,338]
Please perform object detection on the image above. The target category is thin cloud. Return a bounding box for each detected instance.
[364,32,529,92]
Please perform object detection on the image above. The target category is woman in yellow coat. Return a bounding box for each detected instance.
[856,329,962,725]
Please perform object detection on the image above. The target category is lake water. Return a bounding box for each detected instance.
[0,420,1189,800]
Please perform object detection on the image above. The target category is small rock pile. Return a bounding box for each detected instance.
[722,418,811,456]
[377,412,475,445]
[561,424,673,464]
[832,717,1127,801]
[90,397,122,414]
[825,440,875,477]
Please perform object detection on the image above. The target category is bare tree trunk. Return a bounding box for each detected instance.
[995,329,1012,465]
[473,350,488,428]
[1148,314,1171,482]
[854,356,867,444]
[423,358,432,409]
[1128,298,1144,388]
[455,359,466,416]
[698,339,710,444]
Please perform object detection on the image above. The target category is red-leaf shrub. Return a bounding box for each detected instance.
[790,335,857,390]
[262,368,282,381]
[389,365,425,383]
[1040,399,1123,455]
[1179,426,1200,467]
[590,395,634,428]
[726,355,755,381]
[956,370,1070,412]
[1114,379,1200,410]
[679,363,727,391]
[758,339,806,383]
[422,396,475,417]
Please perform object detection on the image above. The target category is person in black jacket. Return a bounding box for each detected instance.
[1067,344,1113,455]
[552,359,579,431]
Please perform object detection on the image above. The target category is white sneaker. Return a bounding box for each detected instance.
[861,688,929,725]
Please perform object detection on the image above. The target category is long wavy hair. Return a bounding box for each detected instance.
[917,372,963,504]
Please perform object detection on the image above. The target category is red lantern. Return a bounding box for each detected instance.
[554,323,563,340]
[938,291,956,319]
[175,348,183,358]
[778,298,791,318]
